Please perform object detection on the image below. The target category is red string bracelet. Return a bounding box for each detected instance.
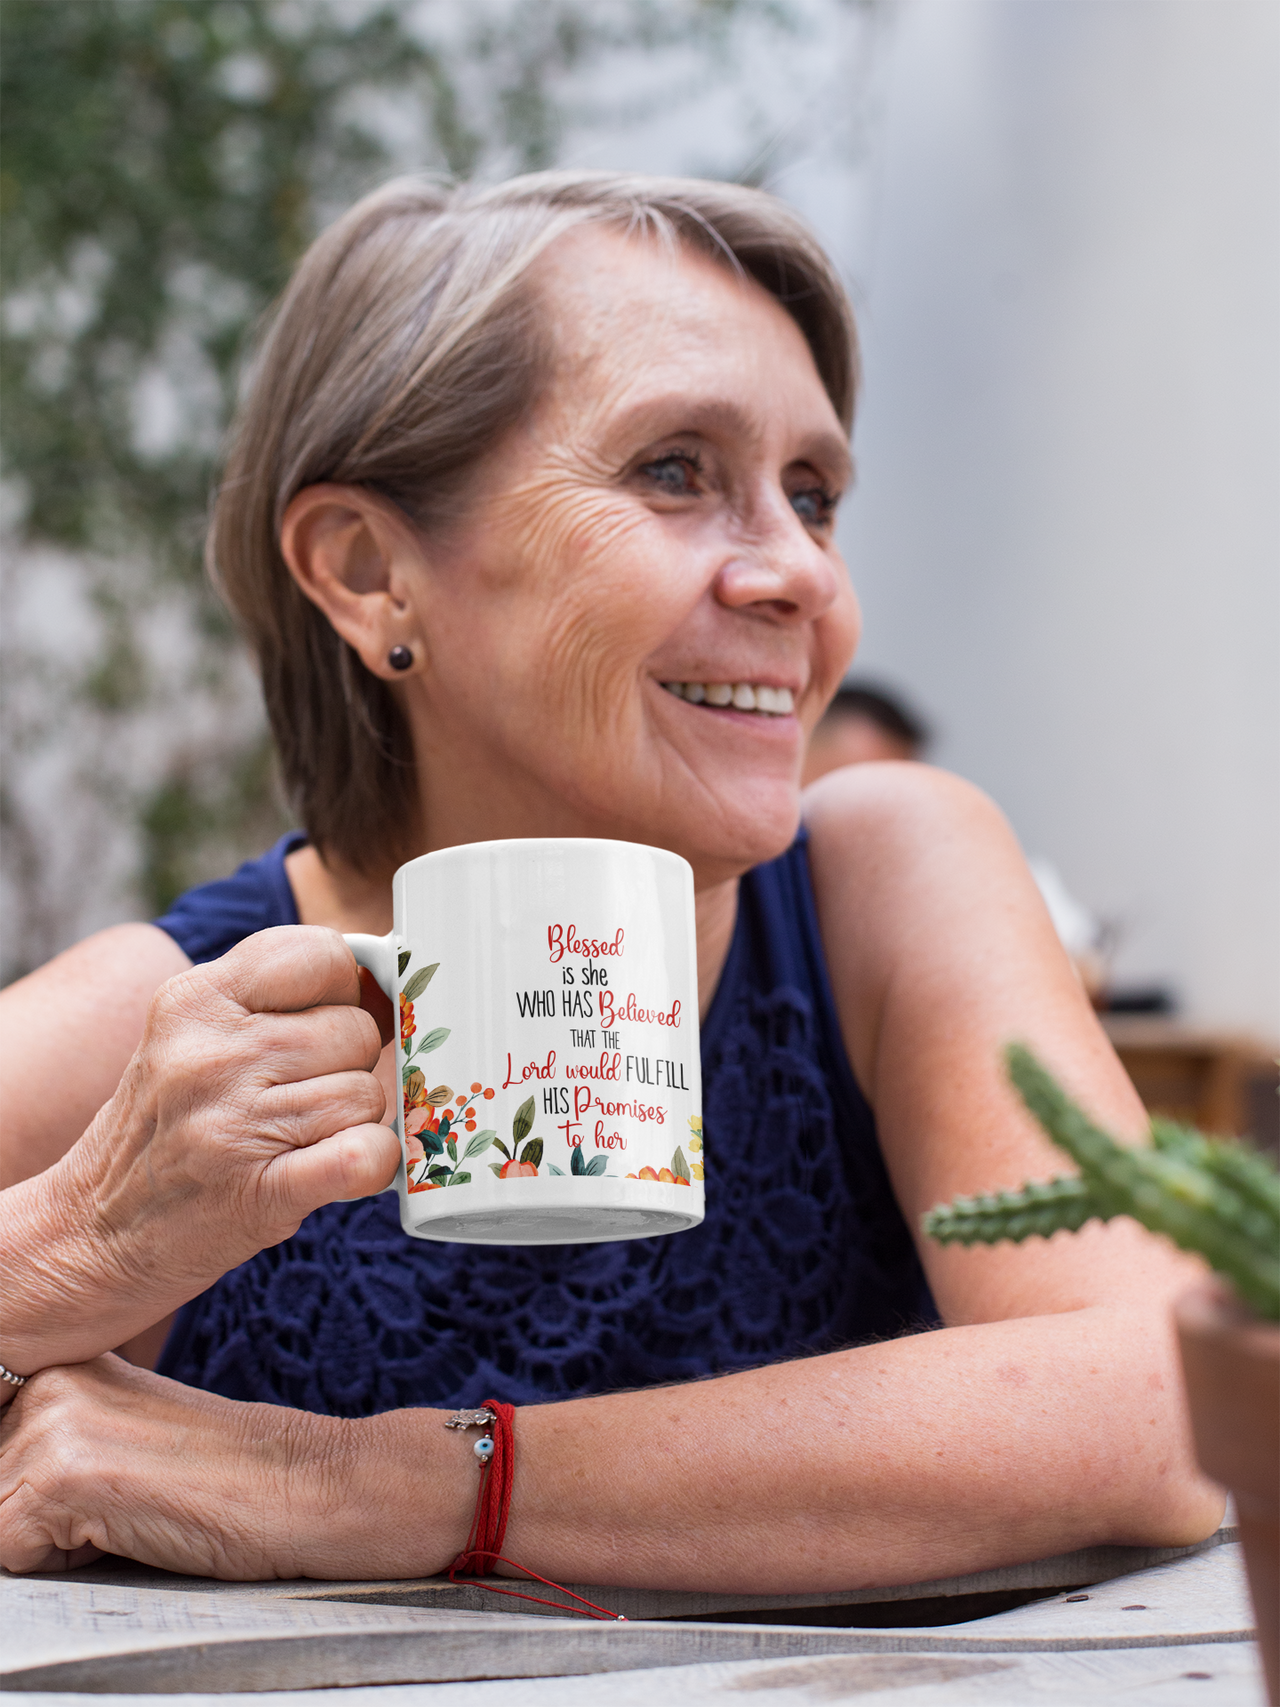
[445,1401,624,1622]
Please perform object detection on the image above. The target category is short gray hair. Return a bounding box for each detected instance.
[210,170,859,873]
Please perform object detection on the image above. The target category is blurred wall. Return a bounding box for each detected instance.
[841,0,1279,1032]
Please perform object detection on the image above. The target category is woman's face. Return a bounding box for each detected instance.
[408,225,860,883]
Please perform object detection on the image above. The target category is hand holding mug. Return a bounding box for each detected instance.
[3,927,398,1372]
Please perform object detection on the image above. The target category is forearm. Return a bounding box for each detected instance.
[1,1306,1223,1584]
[493,1307,1222,1594]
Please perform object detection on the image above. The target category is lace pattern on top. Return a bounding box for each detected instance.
[156,833,936,1413]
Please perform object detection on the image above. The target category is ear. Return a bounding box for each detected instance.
[279,485,426,679]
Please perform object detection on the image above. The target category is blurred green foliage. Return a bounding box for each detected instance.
[1,0,852,935]
[2,0,443,572]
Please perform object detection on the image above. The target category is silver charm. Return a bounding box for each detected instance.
[445,1407,496,1431]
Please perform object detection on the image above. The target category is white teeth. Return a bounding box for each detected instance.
[659,680,796,715]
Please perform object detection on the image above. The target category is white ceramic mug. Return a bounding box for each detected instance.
[346,838,703,1245]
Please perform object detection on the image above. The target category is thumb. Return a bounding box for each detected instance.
[270,1123,401,1217]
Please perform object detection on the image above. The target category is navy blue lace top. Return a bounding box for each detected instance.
[154,832,936,1415]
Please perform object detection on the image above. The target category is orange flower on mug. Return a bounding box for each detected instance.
[399,991,417,1050]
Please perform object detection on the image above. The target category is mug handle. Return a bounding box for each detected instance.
[344,932,397,1000]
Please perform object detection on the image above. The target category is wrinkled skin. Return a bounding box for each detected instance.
[283,227,860,886]
[0,1356,470,1579]
[2,928,397,1371]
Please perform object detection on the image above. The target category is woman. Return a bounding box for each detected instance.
[0,172,1219,1586]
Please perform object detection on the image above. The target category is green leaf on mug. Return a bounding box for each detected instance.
[512,1096,536,1143]
[463,1131,495,1160]
[416,1026,450,1054]
[492,1137,511,1161]
[427,1164,451,1182]
[547,1164,565,1175]
[671,1146,691,1183]
[447,1136,457,1163]
[519,1138,544,1169]
[570,1145,585,1176]
[401,964,439,1002]
[398,949,412,977]
[447,1171,471,1187]
[584,1154,609,1176]
[489,1162,504,1177]
[421,1131,445,1157]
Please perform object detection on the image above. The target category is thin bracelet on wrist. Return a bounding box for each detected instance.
[0,1362,29,1388]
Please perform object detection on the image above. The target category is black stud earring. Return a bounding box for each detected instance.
[388,645,413,672]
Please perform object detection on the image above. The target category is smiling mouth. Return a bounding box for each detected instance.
[661,680,795,716]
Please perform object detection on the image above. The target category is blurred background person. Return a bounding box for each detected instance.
[802,680,929,782]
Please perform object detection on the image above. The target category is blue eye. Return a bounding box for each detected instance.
[791,487,836,526]
[641,453,700,494]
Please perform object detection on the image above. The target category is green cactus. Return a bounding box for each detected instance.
[923,1044,1280,1322]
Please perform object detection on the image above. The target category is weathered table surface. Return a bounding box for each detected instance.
[1,1525,1265,1705]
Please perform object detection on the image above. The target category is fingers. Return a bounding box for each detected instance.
[252,1070,386,1149]
[201,925,363,1016]
[0,1361,126,1573]
[0,1479,105,1574]
[268,1121,401,1214]
[238,1001,383,1086]
[145,927,383,1092]
[144,995,382,1108]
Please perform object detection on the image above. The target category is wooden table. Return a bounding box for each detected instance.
[3,1524,1266,1703]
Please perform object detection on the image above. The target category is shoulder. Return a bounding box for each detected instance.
[154,833,304,966]
[803,759,1011,863]
[802,760,1027,934]
[800,763,1065,1093]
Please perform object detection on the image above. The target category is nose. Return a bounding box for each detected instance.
[711,490,845,625]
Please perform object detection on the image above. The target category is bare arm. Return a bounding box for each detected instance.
[0,924,190,1189]
[0,925,194,1370]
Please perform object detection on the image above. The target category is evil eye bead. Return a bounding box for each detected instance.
[474,1436,495,1462]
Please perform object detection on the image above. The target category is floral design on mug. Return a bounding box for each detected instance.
[395,948,696,1196]
[399,949,497,1192]
[626,1129,699,1186]
[489,1096,546,1178]
[547,1145,611,1178]
[404,1080,497,1192]
[687,1114,704,1181]
[397,951,448,1061]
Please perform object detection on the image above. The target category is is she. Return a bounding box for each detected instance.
[0,172,1221,1585]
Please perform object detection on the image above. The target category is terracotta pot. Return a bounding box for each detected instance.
[1176,1280,1279,1705]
